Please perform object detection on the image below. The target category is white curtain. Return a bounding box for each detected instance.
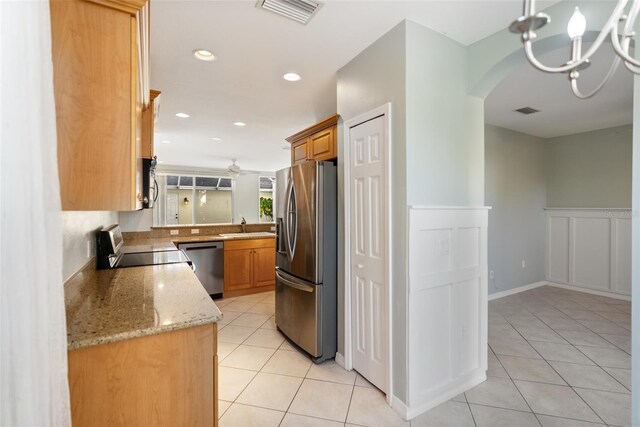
[1,1,71,425]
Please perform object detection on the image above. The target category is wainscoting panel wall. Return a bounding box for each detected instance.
[407,207,488,418]
[545,208,631,296]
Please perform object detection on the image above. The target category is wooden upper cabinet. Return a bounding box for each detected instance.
[141,90,161,159]
[291,140,309,165]
[309,126,336,161]
[286,114,340,166]
[50,0,150,211]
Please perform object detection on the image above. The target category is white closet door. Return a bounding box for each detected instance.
[349,115,387,392]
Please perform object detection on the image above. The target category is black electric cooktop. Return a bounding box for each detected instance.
[115,250,192,268]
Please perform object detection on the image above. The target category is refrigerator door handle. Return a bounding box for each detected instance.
[290,178,298,260]
[276,269,314,293]
[284,175,297,261]
[276,218,287,255]
[283,177,292,260]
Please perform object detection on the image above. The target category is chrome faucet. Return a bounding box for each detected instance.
[241,216,247,233]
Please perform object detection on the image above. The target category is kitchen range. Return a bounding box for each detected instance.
[96,224,192,269]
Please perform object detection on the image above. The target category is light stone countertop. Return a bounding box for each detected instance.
[65,262,222,350]
[65,233,275,350]
[121,233,276,253]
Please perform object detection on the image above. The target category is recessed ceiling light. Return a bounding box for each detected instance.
[175,112,190,118]
[283,72,301,81]
[233,122,246,127]
[193,49,216,61]
[162,140,171,144]
[211,137,222,141]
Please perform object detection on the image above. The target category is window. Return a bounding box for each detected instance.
[156,174,233,225]
[259,176,275,223]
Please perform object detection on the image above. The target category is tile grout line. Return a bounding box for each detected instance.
[465,399,479,427]
[531,308,633,394]
[496,292,617,425]
[342,382,356,426]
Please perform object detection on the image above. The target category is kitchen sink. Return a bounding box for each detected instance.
[218,232,275,238]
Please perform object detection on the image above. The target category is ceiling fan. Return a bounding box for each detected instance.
[226,159,247,178]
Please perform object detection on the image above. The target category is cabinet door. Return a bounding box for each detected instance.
[223,249,253,291]
[309,126,336,161]
[51,0,146,211]
[141,90,161,159]
[253,247,276,288]
[291,140,308,165]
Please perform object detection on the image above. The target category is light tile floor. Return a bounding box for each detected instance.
[216,286,632,426]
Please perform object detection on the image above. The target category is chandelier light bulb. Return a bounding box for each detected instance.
[567,7,587,39]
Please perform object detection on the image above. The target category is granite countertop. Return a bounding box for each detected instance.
[65,232,275,350]
[121,233,276,253]
[65,262,222,350]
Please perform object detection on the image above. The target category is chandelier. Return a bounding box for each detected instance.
[509,0,639,99]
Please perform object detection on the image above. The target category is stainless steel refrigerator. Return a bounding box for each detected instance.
[275,160,337,363]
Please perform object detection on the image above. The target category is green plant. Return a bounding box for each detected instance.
[260,197,273,219]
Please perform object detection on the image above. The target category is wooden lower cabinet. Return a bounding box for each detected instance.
[68,323,218,427]
[224,238,275,297]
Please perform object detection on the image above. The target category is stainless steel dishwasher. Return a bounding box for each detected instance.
[177,241,224,299]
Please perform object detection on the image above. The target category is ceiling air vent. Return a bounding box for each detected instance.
[514,107,540,115]
[256,0,323,25]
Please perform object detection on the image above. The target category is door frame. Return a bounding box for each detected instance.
[341,103,392,403]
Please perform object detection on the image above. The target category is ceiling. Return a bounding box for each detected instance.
[485,41,634,138]
[151,0,630,173]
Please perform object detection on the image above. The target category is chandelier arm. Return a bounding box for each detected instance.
[623,61,640,73]
[570,55,622,99]
[610,22,640,68]
[617,0,640,70]
[522,0,628,73]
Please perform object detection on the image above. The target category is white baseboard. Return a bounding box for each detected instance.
[488,281,546,301]
[406,371,486,419]
[335,352,345,369]
[399,370,486,420]
[546,281,631,301]
[390,394,409,420]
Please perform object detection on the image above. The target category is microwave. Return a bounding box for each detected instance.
[142,157,158,209]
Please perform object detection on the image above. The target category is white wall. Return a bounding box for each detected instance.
[546,209,631,296]
[119,209,153,232]
[337,20,487,412]
[62,211,117,281]
[485,125,547,294]
[405,21,484,207]
[233,173,260,224]
[337,20,408,402]
[631,40,640,426]
[546,125,632,208]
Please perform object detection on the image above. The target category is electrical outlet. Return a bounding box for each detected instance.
[438,238,450,256]
[522,259,526,268]
[489,270,495,279]
[170,229,179,236]
[191,229,200,234]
